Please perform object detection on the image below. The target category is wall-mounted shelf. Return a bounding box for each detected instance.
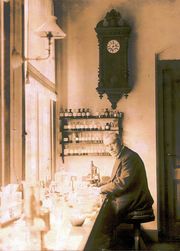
[59,113,123,162]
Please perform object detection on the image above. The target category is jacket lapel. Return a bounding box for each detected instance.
[110,145,125,180]
[110,158,121,180]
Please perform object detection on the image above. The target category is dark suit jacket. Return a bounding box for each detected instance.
[100,146,154,215]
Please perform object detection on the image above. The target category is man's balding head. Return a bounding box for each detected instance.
[103,132,122,158]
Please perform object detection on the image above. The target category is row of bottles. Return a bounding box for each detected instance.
[60,108,123,118]
[63,121,118,131]
[60,108,90,118]
[63,145,109,156]
[63,132,104,143]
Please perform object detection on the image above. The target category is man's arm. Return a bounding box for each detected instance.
[100,154,138,196]
[98,176,111,186]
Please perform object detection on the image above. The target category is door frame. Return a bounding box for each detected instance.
[156,55,180,240]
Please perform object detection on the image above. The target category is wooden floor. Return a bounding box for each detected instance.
[110,241,180,251]
[97,227,180,251]
[108,233,180,251]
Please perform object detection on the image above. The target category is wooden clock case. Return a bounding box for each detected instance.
[95,9,131,109]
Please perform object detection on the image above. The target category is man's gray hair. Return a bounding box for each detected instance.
[103,132,121,145]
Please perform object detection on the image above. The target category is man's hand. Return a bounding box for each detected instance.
[91,186,101,195]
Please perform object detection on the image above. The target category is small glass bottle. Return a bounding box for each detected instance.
[73,109,77,117]
[69,148,74,155]
[67,122,71,130]
[63,135,69,143]
[64,109,69,117]
[75,134,79,143]
[71,133,76,143]
[81,108,86,117]
[75,122,80,130]
[64,122,68,130]
[86,108,91,117]
[104,108,109,117]
[78,132,82,142]
[101,122,105,130]
[105,123,110,130]
[117,111,123,118]
[59,109,64,118]
[64,146,69,156]
[89,120,93,131]
[85,121,89,130]
[79,122,83,130]
[77,108,82,117]
[100,109,105,118]
[113,110,117,117]
[69,109,73,117]
[74,147,77,155]
[109,110,114,118]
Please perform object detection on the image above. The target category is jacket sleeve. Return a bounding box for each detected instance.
[100,153,139,196]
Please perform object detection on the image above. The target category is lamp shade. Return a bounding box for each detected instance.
[35,15,66,39]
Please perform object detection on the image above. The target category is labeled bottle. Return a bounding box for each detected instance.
[109,122,114,130]
[75,134,79,143]
[113,110,117,117]
[64,122,68,130]
[81,108,86,117]
[117,111,122,118]
[68,134,72,143]
[105,122,110,130]
[64,146,69,156]
[100,109,105,118]
[86,108,91,117]
[76,122,80,130]
[67,122,71,130]
[79,132,82,142]
[64,109,69,117]
[104,108,109,117]
[71,122,76,130]
[69,109,73,117]
[59,109,64,118]
[73,109,77,117]
[89,121,93,131]
[109,110,114,118]
[77,108,82,117]
[101,122,105,130]
[63,135,69,143]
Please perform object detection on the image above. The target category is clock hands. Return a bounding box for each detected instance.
[107,40,120,53]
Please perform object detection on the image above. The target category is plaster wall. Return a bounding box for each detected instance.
[27,0,55,82]
[57,0,180,231]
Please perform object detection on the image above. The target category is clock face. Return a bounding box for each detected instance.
[107,39,120,53]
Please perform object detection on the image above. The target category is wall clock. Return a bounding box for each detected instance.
[95,9,131,109]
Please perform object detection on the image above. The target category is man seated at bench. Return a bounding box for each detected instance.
[94,132,154,250]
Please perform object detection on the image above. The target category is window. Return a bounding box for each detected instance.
[25,66,56,182]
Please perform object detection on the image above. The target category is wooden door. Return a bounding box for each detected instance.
[157,59,180,240]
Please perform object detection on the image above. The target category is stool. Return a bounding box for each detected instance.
[121,208,155,250]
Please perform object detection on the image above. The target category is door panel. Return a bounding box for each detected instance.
[157,59,180,240]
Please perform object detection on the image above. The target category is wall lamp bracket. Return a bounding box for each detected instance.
[11,16,66,68]
[23,32,53,61]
